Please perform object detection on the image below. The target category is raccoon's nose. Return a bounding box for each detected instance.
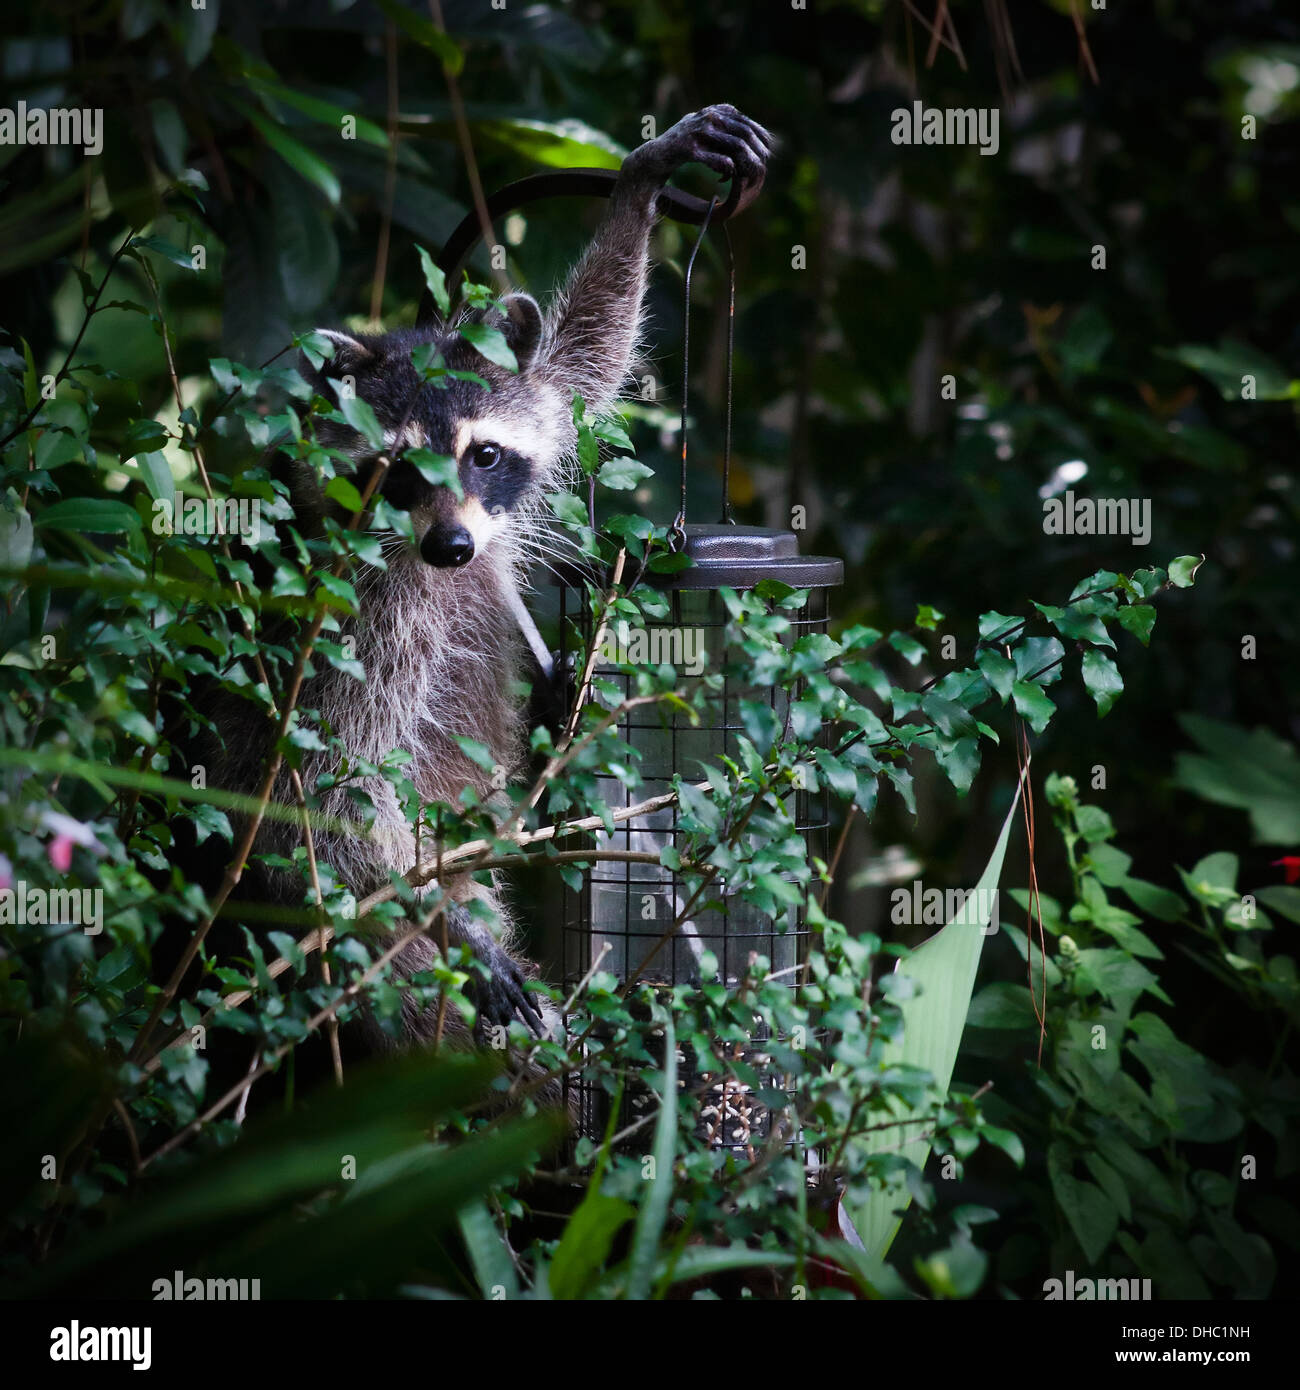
[421,523,475,568]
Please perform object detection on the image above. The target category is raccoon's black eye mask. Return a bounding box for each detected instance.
[468,445,530,514]
[372,442,530,516]
[376,456,427,511]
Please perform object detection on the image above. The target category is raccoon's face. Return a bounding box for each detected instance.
[301,295,570,569]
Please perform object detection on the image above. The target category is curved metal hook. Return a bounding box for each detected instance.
[417,163,764,324]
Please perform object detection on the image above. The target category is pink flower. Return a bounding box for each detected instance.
[0,854,11,891]
[39,811,105,873]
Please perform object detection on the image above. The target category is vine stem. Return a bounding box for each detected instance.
[0,228,138,452]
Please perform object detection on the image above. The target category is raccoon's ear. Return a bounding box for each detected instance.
[472,293,544,374]
[309,330,376,377]
[298,330,376,398]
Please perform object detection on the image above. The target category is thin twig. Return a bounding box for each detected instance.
[0,229,137,450]
[368,18,401,320]
[1068,0,1100,85]
[426,0,509,298]
[140,891,451,1169]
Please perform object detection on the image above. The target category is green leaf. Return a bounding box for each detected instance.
[851,789,1024,1259]
[474,117,625,171]
[245,109,341,205]
[1168,554,1204,588]
[548,491,589,527]
[130,234,195,270]
[1167,340,1297,401]
[967,982,1037,1029]
[1034,600,1115,650]
[457,1200,518,1300]
[1074,804,1114,842]
[1013,635,1065,685]
[1174,714,1300,845]
[120,419,171,461]
[1059,303,1112,380]
[189,802,232,846]
[296,331,334,371]
[459,323,518,372]
[325,475,366,513]
[33,427,84,471]
[1119,877,1186,922]
[651,1245,796,1289]
[1087,843,1132,887]
[596,458,654,490]
[248,78,388,148]
[406,449,462,499]
[1189,851,1238,892]
[36,498,142,534]
[549,1189,635,1300]
[934,736,981,794]
[451,736,497,776]
[1257,886,1300,924]
[978,610,1023,642]
[1116,603,1156,645]
[136,452,175,503]
[25,1050,560,1298]
[593,414,635,453]
[1049,1162,1118,1264]
[889,631,926,665]
[0,494,34,572]
[975,648,1017,703]
[979,1125,1025,1168]
[1081,650,1124,717]
[1178,851,1239,907]
[1011,680,1055,733]
[1128,567,1167,598]
[415,244,451,319]
[1073,950,1171,1008]
[913,1235,988,1299]
[376,0,464,74]
[920,692,977,740]
[271,174,339,315]
[624,1013,676,1300]
[334,391,385,451]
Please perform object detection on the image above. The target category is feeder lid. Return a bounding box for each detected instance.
[665,524,843,590]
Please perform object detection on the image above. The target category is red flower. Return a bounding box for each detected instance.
[1272,857,1300,886]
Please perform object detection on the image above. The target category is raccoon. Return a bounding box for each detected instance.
[209,105,773,1076]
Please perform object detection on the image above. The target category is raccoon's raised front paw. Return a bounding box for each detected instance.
[622,104,774,196]
[467,940,547,1041]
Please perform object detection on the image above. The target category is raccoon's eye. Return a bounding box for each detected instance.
[470,443,501,470]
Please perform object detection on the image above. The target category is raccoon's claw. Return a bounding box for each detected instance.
[468,940,547,1041]
[623,104,773,198]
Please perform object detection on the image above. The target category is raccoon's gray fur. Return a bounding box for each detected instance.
[210,106,773,1078]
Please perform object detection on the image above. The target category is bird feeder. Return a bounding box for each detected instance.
[551,196,842,1152]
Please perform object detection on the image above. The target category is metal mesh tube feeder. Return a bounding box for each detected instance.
[551,201,844,1153]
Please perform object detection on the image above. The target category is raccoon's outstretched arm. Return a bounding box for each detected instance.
[539,105,773,414]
